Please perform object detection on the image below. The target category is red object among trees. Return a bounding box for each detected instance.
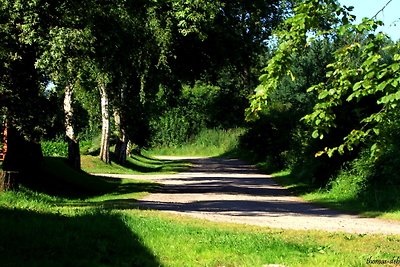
[0,121,7,161]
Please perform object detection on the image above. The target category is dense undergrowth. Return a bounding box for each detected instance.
[148,127,245,157]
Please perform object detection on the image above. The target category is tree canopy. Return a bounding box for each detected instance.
[247,0,400,159]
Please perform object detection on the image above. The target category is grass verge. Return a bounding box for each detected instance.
[272,171,400,221]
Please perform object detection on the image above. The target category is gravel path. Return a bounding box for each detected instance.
[101,157,400,235]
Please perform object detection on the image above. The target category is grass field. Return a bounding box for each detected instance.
[1,158,399,266]
[1,134,400,266]
[1,187,399,267]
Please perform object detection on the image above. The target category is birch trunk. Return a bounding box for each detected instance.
[99,83,110,163]
[114,109,128,164]
[64,85,81,169]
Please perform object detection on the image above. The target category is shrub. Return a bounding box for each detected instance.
[150,82,223,148]
[150,108,192,148]
[41,141,68,157]
[42,140,93,157]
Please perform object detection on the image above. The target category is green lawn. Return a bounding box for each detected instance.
[1,152,399,266]
[0,158,399,267]
[1,189,399,267]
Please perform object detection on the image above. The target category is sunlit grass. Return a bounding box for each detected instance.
[1,154,399,266]
[148,128,245,157]
[1,188,399,267]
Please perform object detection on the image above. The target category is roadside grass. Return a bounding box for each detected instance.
[81,153,190,174]
[1,188,399,267]
[148,128,245,157]
[1,154,399,266]
[272,171,400,221]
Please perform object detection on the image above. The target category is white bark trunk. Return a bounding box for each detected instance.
[64,85,80,169]
[64,85,75,140]
[99,83,110,163]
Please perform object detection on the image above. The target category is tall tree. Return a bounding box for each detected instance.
[169,0,287,126]
[35,0,95,169]
[0,0,53,189]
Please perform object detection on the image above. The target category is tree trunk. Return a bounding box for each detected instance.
[64,84,81,169]
[1,126,22,191]
[0,124,43,191]
[0,171,19,191]
[114,109,128,165]
[99,83,110,163]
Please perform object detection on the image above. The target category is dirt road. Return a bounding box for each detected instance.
[103,157,400,234]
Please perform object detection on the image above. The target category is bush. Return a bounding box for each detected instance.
[41,141,68,157]
[42,140,93,157]
[150,108,192,147]
[190,128,244,152]
[149,128,245,156]
[150,82,223,148]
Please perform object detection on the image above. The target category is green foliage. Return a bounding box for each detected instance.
[303,140,400,215]
[41,140,92,157]
[41,141,68,157]
[305,33,399,157]
[246,0,345,121]
[247,0,400,158]
[243,0,400,204]
[150,82,223,147]
[171,0,221,39]
[150,108,192,148]
[149,128,244,157]
[241,38,341,179]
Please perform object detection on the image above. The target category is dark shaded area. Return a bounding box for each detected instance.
[1,126,44,191]
[185,157,257,175]
[0,208,161,267]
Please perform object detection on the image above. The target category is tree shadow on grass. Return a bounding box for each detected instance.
[102,152,190,174]
[18,157,160,200]
[126,153,190,173]
[0,208,162,267]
